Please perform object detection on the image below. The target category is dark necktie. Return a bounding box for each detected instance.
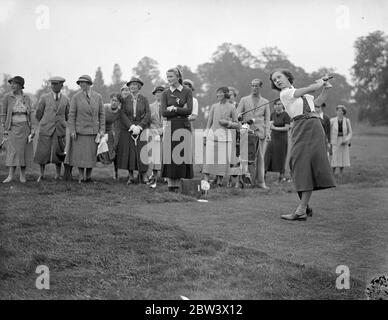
[86,92,90,104]
[55,93,59,101]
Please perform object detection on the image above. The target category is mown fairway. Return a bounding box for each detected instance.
[1,126,387,299]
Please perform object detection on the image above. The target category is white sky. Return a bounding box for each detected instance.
[1,0,387,92]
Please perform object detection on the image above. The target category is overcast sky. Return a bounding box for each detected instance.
[1,0,387,92]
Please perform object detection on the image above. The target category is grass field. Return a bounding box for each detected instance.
[1,125,388,299]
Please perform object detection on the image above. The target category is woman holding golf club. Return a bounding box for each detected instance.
[116,77,151,184]
[270,69,335,221]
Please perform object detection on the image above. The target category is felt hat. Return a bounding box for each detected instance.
[336,105,347,115]
[8,76,25,89]
[152,86,165,95]
[183,79,195,91]
[127,77,144,88]
[76,75,93,85]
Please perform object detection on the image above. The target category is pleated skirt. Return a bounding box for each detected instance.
[331,137,350,167]
[66,134,97,168]
[290,117,336,192]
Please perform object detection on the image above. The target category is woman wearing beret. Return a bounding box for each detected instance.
[1,76,34,183]
[264,99,291,183]
[203,87,239,187]
[66,75,105,183]
[330,105,352,178]
[116,77,151,184]
[161,68,194,192]
[270,69,335,221]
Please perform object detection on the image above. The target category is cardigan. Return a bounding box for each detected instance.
[36,92,70,137]
[119,93,151,131]
[330,116,352,145]
[1,92,33,132]
[68,90,105,135]
[161,86,193,119]
[205,101,238,142]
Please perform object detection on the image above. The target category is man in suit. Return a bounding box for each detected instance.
[34,76,70,182]
[237,78,270,189]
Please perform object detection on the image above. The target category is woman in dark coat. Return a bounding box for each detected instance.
[116,77,151,184]
[161,67,194,192]
[264,99,291,182]
[270,69,335,221]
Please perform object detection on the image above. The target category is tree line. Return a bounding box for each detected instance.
[1,30,387,127]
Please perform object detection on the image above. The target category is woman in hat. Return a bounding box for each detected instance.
[264,99,291,183]
[116,77,151,184]
[161,67,194,192]
[99,93,122,179]
[34,76,69,182]
[66,75,105,183]
[330,105,352,178]
[121,83,130,99]
[270,69,335,221]
[147,86,165,188]
[203,87,239,187]
[1,76,34,183]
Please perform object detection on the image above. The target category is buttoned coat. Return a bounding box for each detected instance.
[68,90,105,135]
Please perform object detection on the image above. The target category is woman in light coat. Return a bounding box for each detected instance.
[330,105,352,178]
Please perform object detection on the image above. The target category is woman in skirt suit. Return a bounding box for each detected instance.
[161,67,194,192]
[330,105,352,178]
[1,76,34,183]
[270,69,336,221]
[203,87,239,187]
[67,75,105,183]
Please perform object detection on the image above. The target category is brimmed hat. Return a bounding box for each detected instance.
[183,79,194,91]
[48,76,66,84]
[152,86,165,95]
[76,75,93,85]
[336,105,347,115]
[120,83,129,91]
[127,77,144,88]
[8,76,25,89]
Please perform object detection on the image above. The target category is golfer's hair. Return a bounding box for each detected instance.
[269,69,295,91]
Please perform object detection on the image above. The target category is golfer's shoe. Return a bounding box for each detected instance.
[281,213,307,221]
[306,206,313,217]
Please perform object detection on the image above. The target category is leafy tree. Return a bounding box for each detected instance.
[93,67,109,102]
[352,30,388,125]
[132,57,163,102]
[110,63,126,93]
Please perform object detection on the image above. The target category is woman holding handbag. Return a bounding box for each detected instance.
[330,105,352,178]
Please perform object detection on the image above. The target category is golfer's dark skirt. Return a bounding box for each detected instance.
[290,117,336,192]
[116,130,148,173]
[162,118,194,179]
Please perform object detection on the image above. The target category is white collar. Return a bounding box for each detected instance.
[169,85,183,92]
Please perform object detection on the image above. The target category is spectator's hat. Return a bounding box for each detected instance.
[48,76,66,84]
[336,105,347,115]
[8,76,25,89]
[152,86,165,95]
[183,79,195,91]
[76,75,93,85]
[127,77,144,88]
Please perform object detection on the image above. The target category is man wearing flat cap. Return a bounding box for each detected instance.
[34,76,70,181]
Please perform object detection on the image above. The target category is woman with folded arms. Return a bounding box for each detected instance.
[161,67,194,192]
[270,69,335,221]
